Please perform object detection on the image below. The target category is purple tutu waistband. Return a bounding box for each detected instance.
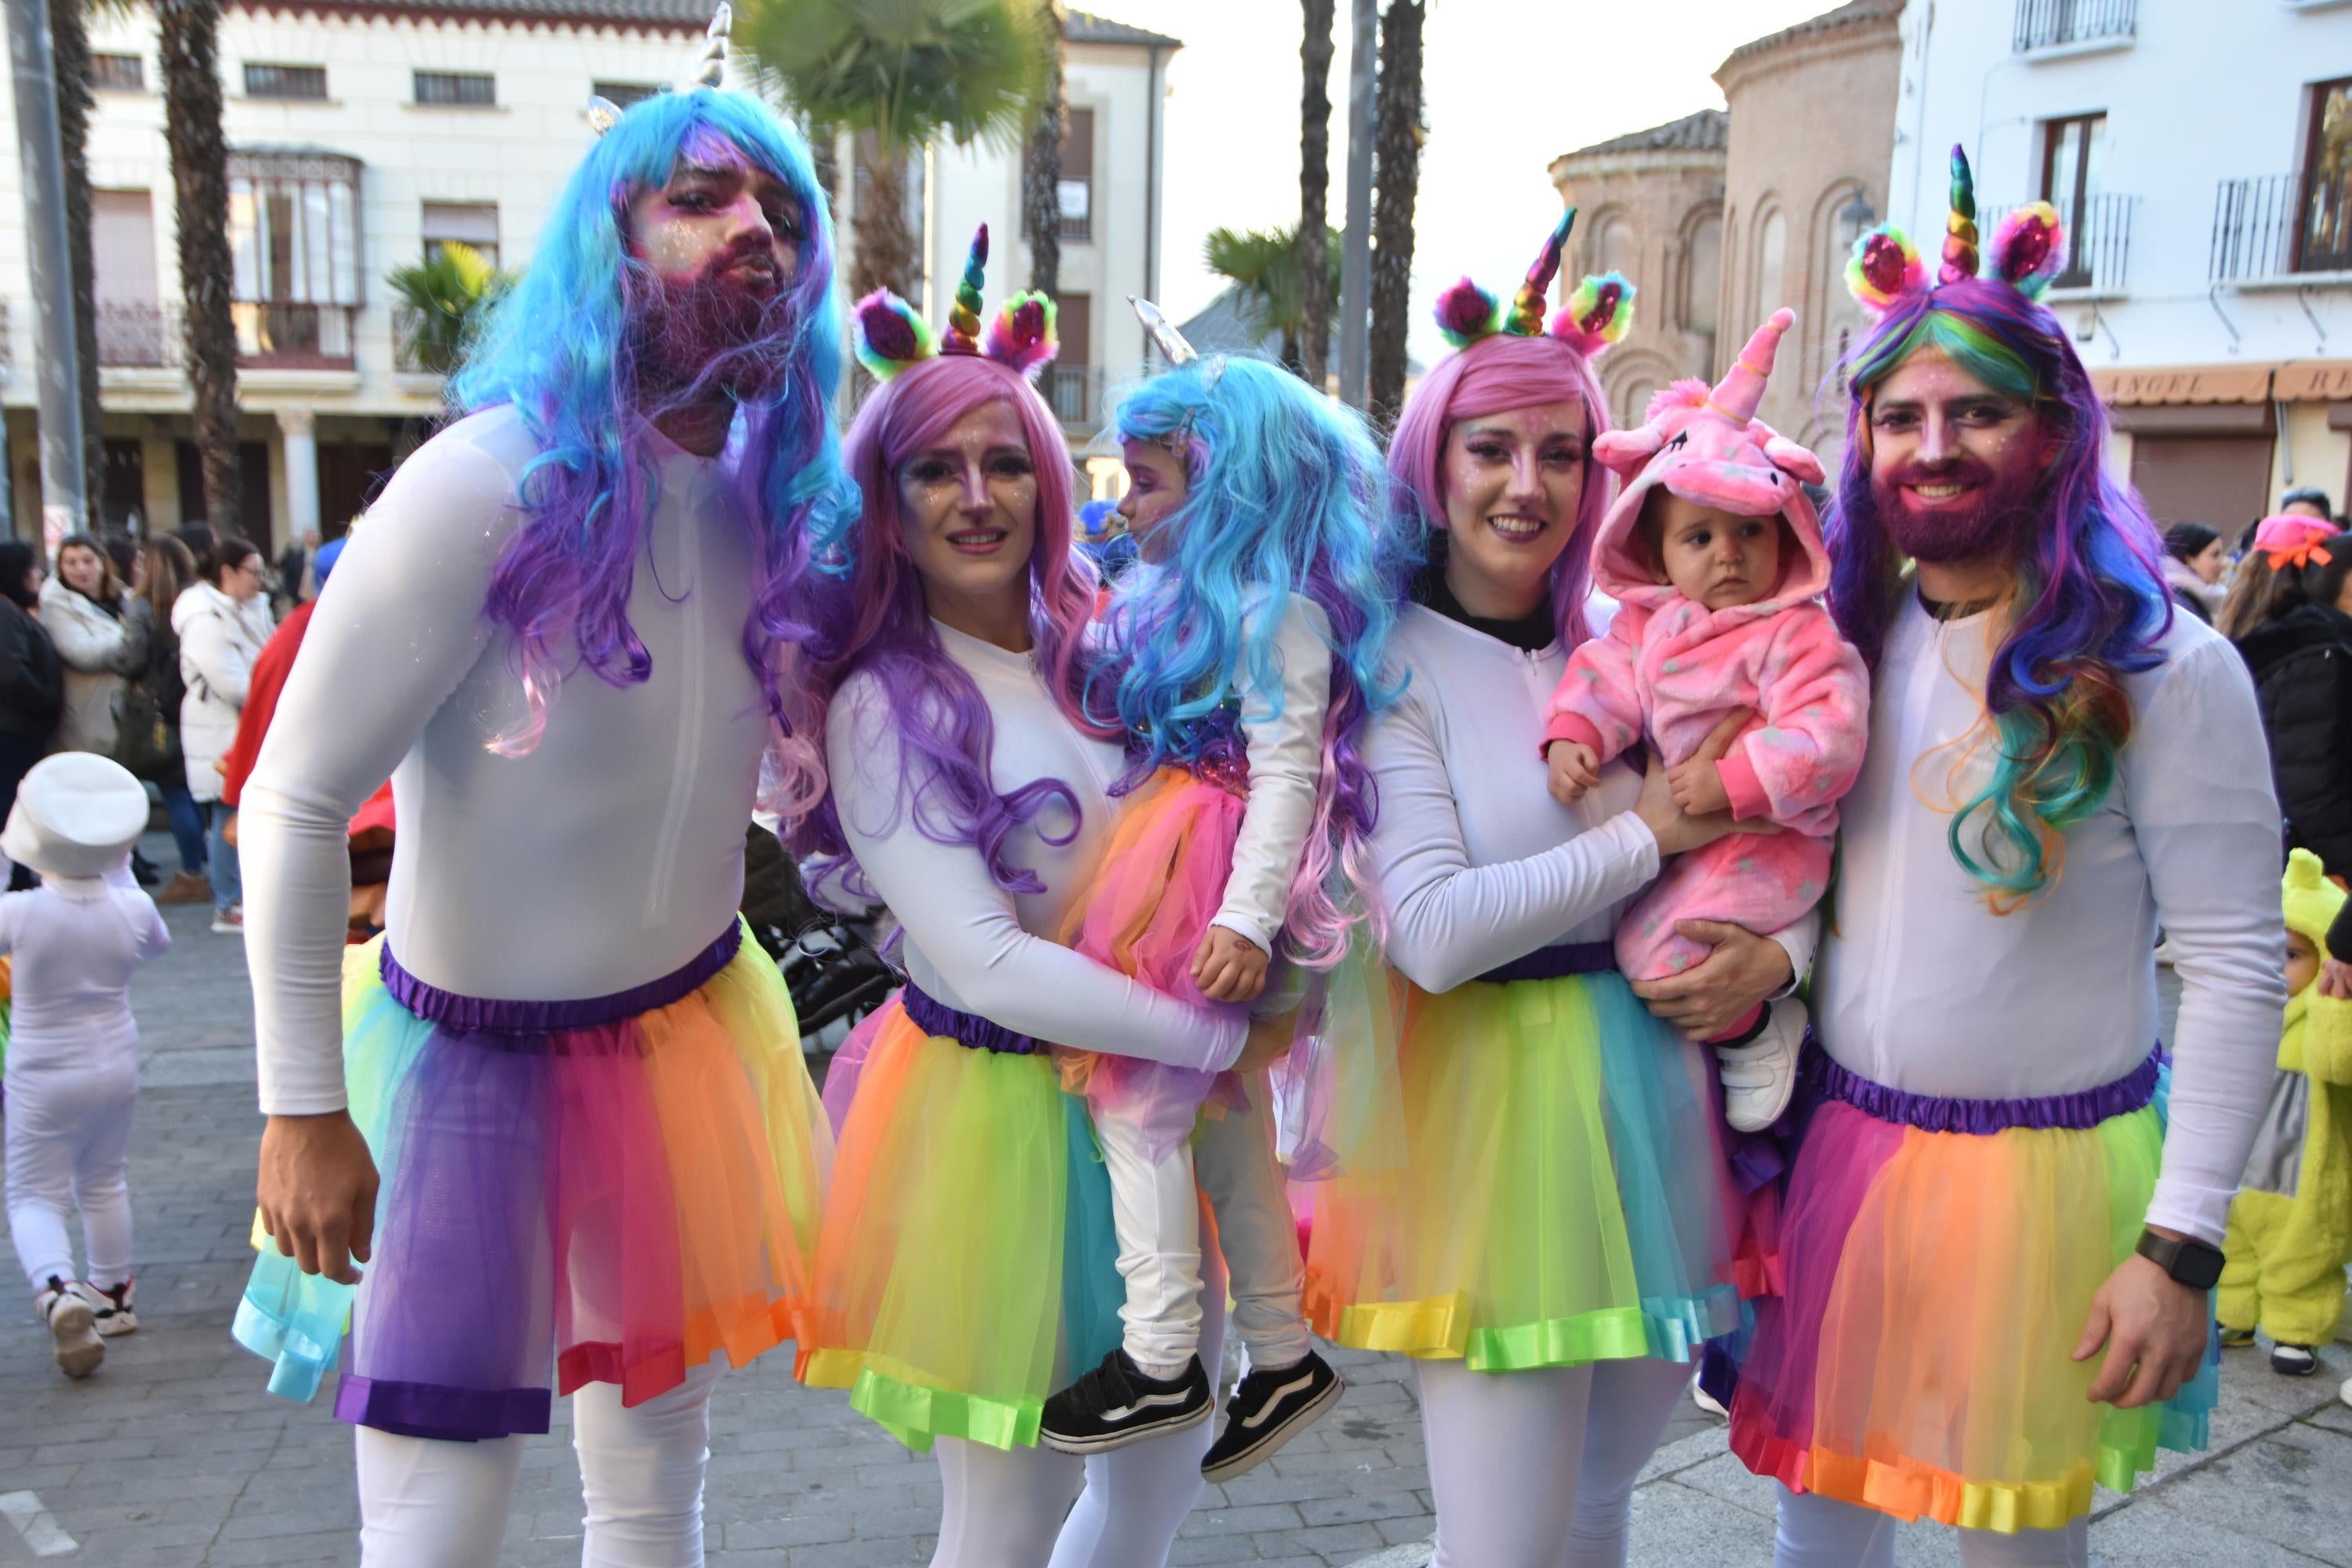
[379,923,743,1035]
[902,982,1047,1056]
[1474,941,1617,987]
[1803,1034,2161,1134]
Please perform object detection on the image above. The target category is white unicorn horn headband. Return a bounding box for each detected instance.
[586,2,732,136]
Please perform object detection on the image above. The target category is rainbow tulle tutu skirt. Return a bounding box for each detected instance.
[1301,952,1744,1369]
[233,924,827,1441]
[797,988,1126,1452]
[1725,1046,2217,1533]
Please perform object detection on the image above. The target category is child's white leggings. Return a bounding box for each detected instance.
[931,1250,1229,1568]
[5,1062,136,1290]
[1416,1353,1693,1568]
[353,1361,717,1566]
[1773,1486,2089,1567]
[1094,1073,1312,1373]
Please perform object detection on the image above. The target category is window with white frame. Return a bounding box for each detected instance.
[422,201,499,268]
[415,71,495,107]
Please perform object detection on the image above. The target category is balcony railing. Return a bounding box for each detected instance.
[233,301,358,369]
[98,302,180,368]
[1046,365,1105,428]
[2013,0,2136,51]
[2211,172,2352,281]
[1987,191,2136,292]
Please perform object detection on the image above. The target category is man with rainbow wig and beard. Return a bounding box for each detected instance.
[227,13,853,1563]
[1715,149,2288,1567]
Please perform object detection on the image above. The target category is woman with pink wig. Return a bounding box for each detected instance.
[1298,215,1814,1565]
[783,230,1290,1567]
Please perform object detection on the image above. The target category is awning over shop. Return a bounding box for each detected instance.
[2089,360,2352,405]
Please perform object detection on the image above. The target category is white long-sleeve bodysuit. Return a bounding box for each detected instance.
[1815,595,2287,1244]
[2,868,170,1291]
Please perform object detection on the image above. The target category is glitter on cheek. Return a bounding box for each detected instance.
[636,216,709,276]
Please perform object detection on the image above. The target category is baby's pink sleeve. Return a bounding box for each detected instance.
[1542,615,1648,763]
[1715,605,1870,830]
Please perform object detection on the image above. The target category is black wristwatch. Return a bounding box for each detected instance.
[2136,1229,2226,1291]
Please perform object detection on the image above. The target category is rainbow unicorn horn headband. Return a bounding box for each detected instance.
[1432,208,1636,358]
[852,224,1058,383]
[1846,145,2068,317]
[586,2,732,134]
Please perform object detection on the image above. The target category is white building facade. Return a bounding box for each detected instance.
[1889,0,2352,528]
[0,0,1174,550]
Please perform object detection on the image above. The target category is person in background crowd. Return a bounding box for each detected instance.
[0,753,168,1380]
[38,534,148,759]
[218,538,347,833]
[2162,522,2228,625]
[2217,514,2328,641]
[2282,487,2334,522]
[275,527,322,614]
[174,536,274,934]
[0,543,60,892]
[2233,518,2352,877]
[125,536,209,906]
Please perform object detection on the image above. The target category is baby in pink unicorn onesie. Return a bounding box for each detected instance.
[1541,308,1869,1132]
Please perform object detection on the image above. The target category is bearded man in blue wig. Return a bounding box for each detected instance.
[229,15,855,1561]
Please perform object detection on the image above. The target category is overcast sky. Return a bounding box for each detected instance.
[1093,0,1842,367]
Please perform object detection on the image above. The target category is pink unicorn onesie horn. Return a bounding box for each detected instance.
[1541,307,1869,1132]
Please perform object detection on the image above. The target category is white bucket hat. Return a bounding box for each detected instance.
[2,752,151,879]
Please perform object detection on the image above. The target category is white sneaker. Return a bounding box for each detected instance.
[1719,997,1805,1134]
[2339,1374,2350,1411]
[78,1279,136,1337]
[33,1276,103,1378]
[212,904,245,936]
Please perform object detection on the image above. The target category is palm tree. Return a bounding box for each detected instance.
[739,0,1051,300]
[1204,223,1342,376]
[1021,0,1064,297]
[53,0,104,514]
[1368,0,1424,427]
[1297,0,1334,389]
[387,243,514,378]
[157,0,240,537]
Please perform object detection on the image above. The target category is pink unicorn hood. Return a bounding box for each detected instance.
[1586,308,1831,616]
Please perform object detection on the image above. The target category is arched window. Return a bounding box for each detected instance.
[1597,214,1637,286]
[1682,211,1722,336]
[1754,208,1788,324]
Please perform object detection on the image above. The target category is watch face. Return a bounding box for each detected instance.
[2177,1245,2226,1292]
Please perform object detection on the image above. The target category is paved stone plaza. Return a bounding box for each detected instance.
[2,850,2349,1566]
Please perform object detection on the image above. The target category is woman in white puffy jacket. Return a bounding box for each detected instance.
[172,537,273,931]
[36,535,147,757]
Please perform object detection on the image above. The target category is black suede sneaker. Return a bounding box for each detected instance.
[1039,1349,1213,1454]
[1201,1350,1343,1483]
[2272,1342,2320,1377]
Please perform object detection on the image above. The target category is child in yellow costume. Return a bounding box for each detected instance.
[2220,848,2352,1376]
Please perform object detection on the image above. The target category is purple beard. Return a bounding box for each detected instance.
[1871,452,2046,564]
[628,243,791,405]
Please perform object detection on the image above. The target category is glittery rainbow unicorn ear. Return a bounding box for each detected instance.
[1433,278,1503,349]
[1991,201,2067,300]
[1846,225,1927,317]
[851,291,935,381]
[984,292,1058,381]
[939,225,989,357]
[1550,271,1633,357]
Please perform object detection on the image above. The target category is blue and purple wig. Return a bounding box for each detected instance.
[446,87,855,754]
[779,354,1105,900]
[1386,332,1617,652]
[1098,354,1411,965]
[1830,277,2171,906]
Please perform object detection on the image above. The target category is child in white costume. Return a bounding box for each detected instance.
[2,752,171,1377]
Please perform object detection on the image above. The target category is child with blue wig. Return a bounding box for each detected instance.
[1036,319,1410,1480]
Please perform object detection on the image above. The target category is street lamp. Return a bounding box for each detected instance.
[1836,184,1877,254]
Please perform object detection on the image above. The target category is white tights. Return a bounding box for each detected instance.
[931,1248,1228,1568]
[354,1362,718,1567]
[1416,1353,1693,1568]
[5,1063,136,1291]
[1773,1487,2089,1567]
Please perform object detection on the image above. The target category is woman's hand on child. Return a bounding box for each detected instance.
[257,1110,382,1285]
[1635,711,1776,856]
[1194,924,1270,1003]
[1234,1005,1300,1073]
[1668,757,1732,817]
[1546,741,1602,805]
[2322,956,2352,1000]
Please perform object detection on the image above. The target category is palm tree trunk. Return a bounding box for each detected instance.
[807,118,840,217]
[1297,0,1334,389]
[51,0,103,515]
[158,0,240,538]
[1022,0,1063,299]
[1368,0,1423,429]
[851,133,917,302]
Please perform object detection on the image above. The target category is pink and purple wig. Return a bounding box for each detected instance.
[1387,331,1617,652]
[780,354,1106,898]
[1829,276,2171,904]
[447,89,855,756]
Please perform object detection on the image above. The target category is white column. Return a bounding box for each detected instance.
[277,406,320,552]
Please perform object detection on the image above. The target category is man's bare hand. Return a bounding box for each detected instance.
[256,1111,380,1285]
